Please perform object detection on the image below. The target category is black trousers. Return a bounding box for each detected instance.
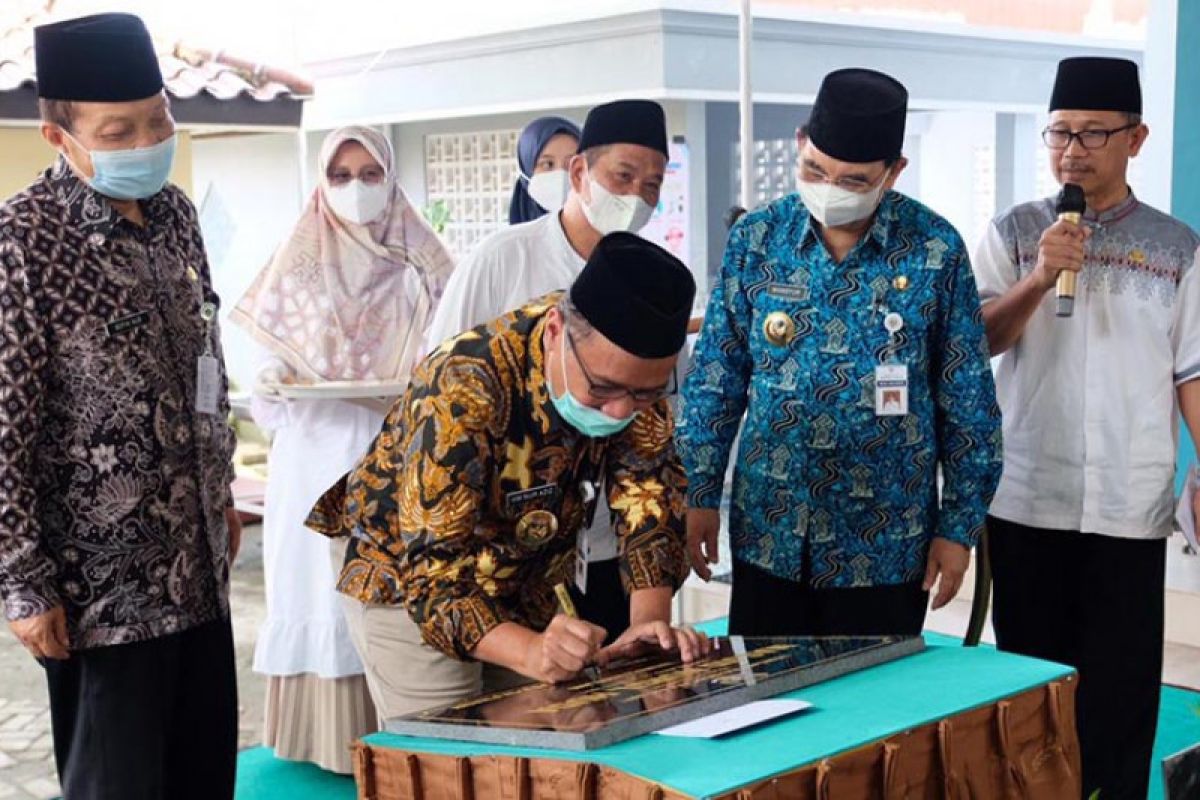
[729,559,928,636]
[987,515,1166,800]
[570,557,630,645]
[43,616,238,800]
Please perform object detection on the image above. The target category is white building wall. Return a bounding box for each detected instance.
[191,132,309,392]
[1141,0,1177,213]
[914,111,997,250]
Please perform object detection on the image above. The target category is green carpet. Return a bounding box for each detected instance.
[1153,685,1200,800]
[235,746,355,800]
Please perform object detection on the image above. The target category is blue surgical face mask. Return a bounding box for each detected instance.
[63,131,177,201]
[550,334,635,438]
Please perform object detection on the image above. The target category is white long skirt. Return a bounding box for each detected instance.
[251,395,387,772]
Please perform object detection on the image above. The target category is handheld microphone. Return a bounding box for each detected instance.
[1054,183,1086,318]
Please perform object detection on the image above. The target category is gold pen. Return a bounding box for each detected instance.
[554,582,579,617]
[554,583,601,681]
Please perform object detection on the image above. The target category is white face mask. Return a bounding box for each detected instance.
[326,180,389,225]
[581,177,655,235]
[526,169,570,214]
[796,176,888,228]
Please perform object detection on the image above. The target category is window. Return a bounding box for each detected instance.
[425,129,520,258]
[732,137,799,209]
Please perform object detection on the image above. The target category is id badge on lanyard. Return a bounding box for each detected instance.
[874,311,909,417]
[191,267,220,416]
[574,479,598,593]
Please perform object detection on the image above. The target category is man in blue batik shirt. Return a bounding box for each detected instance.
[678,68,1002,636]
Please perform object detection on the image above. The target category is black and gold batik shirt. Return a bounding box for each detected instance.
[308,293,688,660]
[0,159,237,649]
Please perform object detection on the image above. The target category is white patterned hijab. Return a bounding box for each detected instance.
[230,126,455,383]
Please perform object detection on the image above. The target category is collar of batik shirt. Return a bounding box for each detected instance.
[47,155,175,242]
[1081,189,1139,227]
[796,189,899,259]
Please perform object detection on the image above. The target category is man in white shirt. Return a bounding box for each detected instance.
[424,99,670,642]
[973,56,1200,799]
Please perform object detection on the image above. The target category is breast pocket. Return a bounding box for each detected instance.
[860,278,937,371]
[750,295,817,394]
[82,301,160,374]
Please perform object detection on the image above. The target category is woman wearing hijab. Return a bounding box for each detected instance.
[230,126,455,773]
[508,115,581,225]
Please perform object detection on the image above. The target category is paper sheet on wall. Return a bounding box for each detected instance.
[1173,466,1200,552]
[639,140,689,264]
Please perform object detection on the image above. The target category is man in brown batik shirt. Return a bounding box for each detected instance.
[308,233,708,721]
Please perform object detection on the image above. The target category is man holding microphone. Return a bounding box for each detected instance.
[974,56,1200,798]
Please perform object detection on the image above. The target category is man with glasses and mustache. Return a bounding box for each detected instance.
[973,56,1200,799]
[679,68,1001,639]
[306,233,708,721]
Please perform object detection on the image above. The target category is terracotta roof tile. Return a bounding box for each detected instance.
[0,5,311,104]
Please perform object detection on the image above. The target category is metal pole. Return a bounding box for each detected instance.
[964,527,993,647]
[738,0,754,209]
[295,128,309,215]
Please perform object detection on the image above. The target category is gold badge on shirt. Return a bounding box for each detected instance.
[516,509,559,547]
[763,311,796,346]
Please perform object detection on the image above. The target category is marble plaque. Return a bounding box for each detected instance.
[386,634,925,750]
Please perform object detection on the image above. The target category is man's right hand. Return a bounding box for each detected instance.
[687,508,721,581]
[8,606,69,661]
[524,614,606,683]
[1032,218,1091,292]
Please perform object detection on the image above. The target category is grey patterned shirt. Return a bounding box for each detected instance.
[974,192,1200,538]
[0,159,237,648]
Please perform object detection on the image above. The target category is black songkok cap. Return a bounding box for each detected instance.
[577,100,669,159]
[35,13,163,102]
[807,68,908,163]
[569,232,695,359]
[1049,57,1141,115]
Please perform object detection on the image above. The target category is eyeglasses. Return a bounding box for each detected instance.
[798,163,889,193]
[1041,123,1137,151]
[326,166,387,187]
[566,329,677,403]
